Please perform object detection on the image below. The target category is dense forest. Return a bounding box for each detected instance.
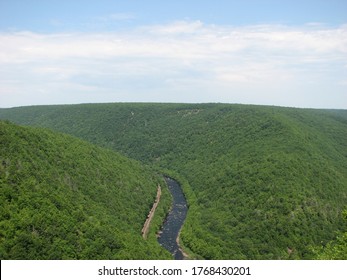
[0,120,171,259]
[1,103,346,259]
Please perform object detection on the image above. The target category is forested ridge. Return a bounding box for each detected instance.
[0,120,171,259]
[1,103,346,259]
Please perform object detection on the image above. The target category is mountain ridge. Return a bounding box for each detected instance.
[1,103,346,259]
[0,120,171,259]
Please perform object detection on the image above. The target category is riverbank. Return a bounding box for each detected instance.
[141,184,161,239]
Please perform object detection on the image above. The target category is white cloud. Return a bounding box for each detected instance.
[143,20,204,34]
[0,21,346,108]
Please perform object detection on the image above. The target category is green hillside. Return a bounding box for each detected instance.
[0,120,171,259]
[1,103,347,259]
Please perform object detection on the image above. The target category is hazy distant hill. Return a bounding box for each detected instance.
[1,103,346,259]
[0,120,171,259]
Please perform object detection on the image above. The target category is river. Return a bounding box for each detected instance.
[157,177,188,260]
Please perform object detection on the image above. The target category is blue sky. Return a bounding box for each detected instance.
[0,0,346,108]
[1,0,347,31]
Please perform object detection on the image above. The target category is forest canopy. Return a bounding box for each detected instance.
[0,120,171,259]
[1,103,346,259]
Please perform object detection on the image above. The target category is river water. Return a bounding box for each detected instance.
[157,177,188,260]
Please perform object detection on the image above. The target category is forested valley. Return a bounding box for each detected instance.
[1,103,346,259]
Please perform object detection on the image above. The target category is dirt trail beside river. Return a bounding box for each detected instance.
[141,184,161,239]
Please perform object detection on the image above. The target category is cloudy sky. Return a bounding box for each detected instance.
[0,0,346,108]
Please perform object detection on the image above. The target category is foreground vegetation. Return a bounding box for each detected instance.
[1,103,346,259]
[0,120,171,259]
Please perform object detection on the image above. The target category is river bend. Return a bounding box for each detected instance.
[158,177,188,260]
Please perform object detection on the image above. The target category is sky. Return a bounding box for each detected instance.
[0,0,346,109]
